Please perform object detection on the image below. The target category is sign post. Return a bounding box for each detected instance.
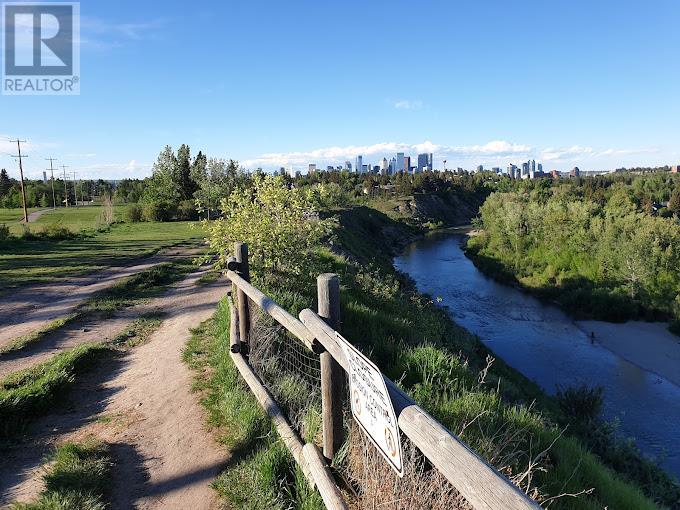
[336,332,403,477]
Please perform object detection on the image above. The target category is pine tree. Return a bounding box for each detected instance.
[175,144,197,200]
[0,169,10,197]
[669,189,680,214]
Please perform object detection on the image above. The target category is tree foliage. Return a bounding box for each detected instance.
[205,174,332,276]
[469,178,680,324]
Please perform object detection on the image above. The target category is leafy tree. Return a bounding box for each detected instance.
[39,193,49,208]
[205,174,331,276]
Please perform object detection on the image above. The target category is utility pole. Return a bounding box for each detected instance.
[62,165,69,207]
[72,171,78,206]
[10,139,29,223]
[45,157,57,208]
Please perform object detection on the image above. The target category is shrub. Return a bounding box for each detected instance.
[556,384,604,423]
[142,200,176,222]
[125,203,144,222]
[0,223,10,241]
[177,200,198,221]
[40,223,76,240]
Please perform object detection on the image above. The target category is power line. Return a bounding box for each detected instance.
[45,157,58,209]
[9,139,29,223]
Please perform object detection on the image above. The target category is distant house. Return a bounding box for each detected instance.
[672,165,679,174]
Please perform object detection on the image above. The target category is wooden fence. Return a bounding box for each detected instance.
[225,242,541,510]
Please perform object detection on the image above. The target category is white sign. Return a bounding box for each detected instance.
[336,332,403,477]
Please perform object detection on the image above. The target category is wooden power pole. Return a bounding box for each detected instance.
[10,139,29,222]
[45,157,57,208]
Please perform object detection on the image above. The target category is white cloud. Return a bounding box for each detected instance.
[541,145,594,162]
[393,99,423,110]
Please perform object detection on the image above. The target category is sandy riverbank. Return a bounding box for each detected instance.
[577,320,680,387]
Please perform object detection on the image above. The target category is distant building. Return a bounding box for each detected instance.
[551,170,559,179]
[380,158,389,174]
[396,153,405,174]
[404,156,411,173]
[389,157,397,175]
[492,167,501,174]
[417,153,433,172]
[344,160,351,171]
[672,165,680,174]
[373,165,380,173]
[43,171,47,183]
[362,164,368,173]
[477,165,484,172]
[530,160,536,179]
[537,163,543,173]
[508,164,518,178]
[308,164,317,174]
[570,167,580,177]
[326,165,334,171]
[355,155,363,174]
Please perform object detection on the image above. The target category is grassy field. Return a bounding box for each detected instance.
[0,208,38,228]
[0,217,203,289]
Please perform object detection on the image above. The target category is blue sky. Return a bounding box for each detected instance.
[1,0,679,179]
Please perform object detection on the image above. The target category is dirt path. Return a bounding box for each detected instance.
[20,208,55,223]
[0,267,230,509]
[0,246,202,349]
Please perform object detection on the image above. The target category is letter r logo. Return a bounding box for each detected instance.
[4,3,74,76]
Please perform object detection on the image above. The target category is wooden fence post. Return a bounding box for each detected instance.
[235,242,251,354]
[317,273,344,462]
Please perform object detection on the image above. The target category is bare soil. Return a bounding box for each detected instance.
[0,267,231,510]
[0,246,202,349]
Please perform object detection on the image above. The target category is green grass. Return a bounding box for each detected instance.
[0,343,111,436]
[182,303,323,510]
[111,312,164,348]
[0,208,39,226]
[11,440,111,510]
[0,220,202,289]
[0,314,80,354]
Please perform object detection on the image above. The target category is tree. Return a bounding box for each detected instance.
[205,174,331,276]
[669,188,680,214]
[39,193,49,208]
[175,144,197,200]
[0,169,10,197]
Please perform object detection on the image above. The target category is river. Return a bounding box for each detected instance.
[394,231,680,479]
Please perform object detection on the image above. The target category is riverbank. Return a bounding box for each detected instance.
[577,320,680,388]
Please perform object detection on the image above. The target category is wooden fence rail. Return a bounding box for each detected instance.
[226,242,541,510]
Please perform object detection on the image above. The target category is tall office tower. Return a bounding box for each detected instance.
[477,165,484,172]
[521,162,529,178]
[570,166,581,177]
[529,160,536,179]
[344,160,351,170]
[427,153,433,171]
[537,163,543,174]
[404,156,411,173]
[308,164,317,174]
[355,155,363,174]
[396,153,405,174]
[417,153,429,172]
[380,158,389,173]
[389,157,397,175]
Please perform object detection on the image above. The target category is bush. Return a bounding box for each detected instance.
[142,201,176,222]
[125,203,144,222]
[0,223,10,241]
[556,384,604,423]
[177,200,198,221]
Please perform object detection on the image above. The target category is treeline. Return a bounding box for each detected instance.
[0,169,114,208]
[468,172,680,330]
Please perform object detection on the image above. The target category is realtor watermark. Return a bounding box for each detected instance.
[2,2,80,95]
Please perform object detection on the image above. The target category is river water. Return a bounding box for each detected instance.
[394,231,680,479]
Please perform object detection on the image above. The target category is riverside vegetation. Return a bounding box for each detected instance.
[185,171,679,509]
[467,172,680,334]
